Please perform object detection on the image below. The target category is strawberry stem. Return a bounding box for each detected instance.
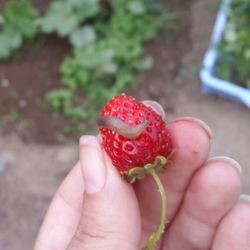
[142,165,167,250]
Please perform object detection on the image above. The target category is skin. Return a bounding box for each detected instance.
[34,101,250,250]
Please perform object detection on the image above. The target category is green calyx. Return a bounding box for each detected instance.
[122,150,176,183]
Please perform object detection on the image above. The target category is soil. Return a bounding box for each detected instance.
[0,36,72,144]
[1,0,250,250]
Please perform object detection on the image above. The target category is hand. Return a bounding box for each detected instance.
[34,102,250,250]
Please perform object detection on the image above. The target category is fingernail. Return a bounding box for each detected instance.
[175,117,213,139]
[143,100,166,120]
[207,156,242,174]
[239,194,250,202]
[80,135,106,194]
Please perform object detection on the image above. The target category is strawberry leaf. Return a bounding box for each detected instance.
[0,29,22,59]
[39,0,100,37]
[38,1,78,37]
[3,0,39,39]
[76,0,100,21]
[79,47,117,75]
[128,1,146,15]
[70,0,100,23]
[67,0,99,10]
[69,26,96,48]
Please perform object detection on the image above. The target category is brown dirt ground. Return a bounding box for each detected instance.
[0,0,72,144]
[0,35,71,144]
[1,0,250,250]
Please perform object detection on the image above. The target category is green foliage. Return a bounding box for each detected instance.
[69,26,96,48]
[38,1,78,36]
[0,0,39,59]
[53,0,171,124]
[3,0,39,38]
[0,29,22,59]
[45,89,74,114]
[38,0,100,37]
[216,0,250,89]
[0,0,173,131]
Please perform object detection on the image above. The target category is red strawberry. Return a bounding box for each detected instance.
[98,93,173,174]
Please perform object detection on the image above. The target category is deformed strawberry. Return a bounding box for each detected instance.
[98,94,175,250]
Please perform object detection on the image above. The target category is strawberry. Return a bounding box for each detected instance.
[99,94,173,175]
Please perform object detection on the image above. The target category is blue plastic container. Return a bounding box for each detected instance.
[200,0,250,108]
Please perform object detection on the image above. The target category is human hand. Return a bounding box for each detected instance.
[34,102,250,250]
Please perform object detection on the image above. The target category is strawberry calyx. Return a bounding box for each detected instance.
[121,151,175,183]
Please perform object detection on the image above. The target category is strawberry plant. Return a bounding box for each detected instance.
[0,0,39,59]
[216,0,250,89]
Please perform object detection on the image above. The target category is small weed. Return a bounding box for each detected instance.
[0,108,21,128]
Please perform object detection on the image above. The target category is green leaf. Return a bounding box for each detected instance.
[66,0,100,22]
[98,62,117,74]
[137,57,154,71]
[38,1,78,36]
[97,49,115,63]
[128,1,146,15]
[77,47,115,69]
[67,0,99,7]
[0,30,22,59]
[0,15,4,25]
[39,0,100,37]
[75,2,100,21]
[3,0,39,39]
[69,26,96,48]
[45,89,74,114]
[0,37,12,59]
[65,106,88,120]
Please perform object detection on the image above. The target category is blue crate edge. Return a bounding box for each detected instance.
[200,0,250,108]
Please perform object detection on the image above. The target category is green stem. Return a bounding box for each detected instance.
[142,166,167,250]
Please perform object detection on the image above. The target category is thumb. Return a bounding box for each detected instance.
[67,135,141,250]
